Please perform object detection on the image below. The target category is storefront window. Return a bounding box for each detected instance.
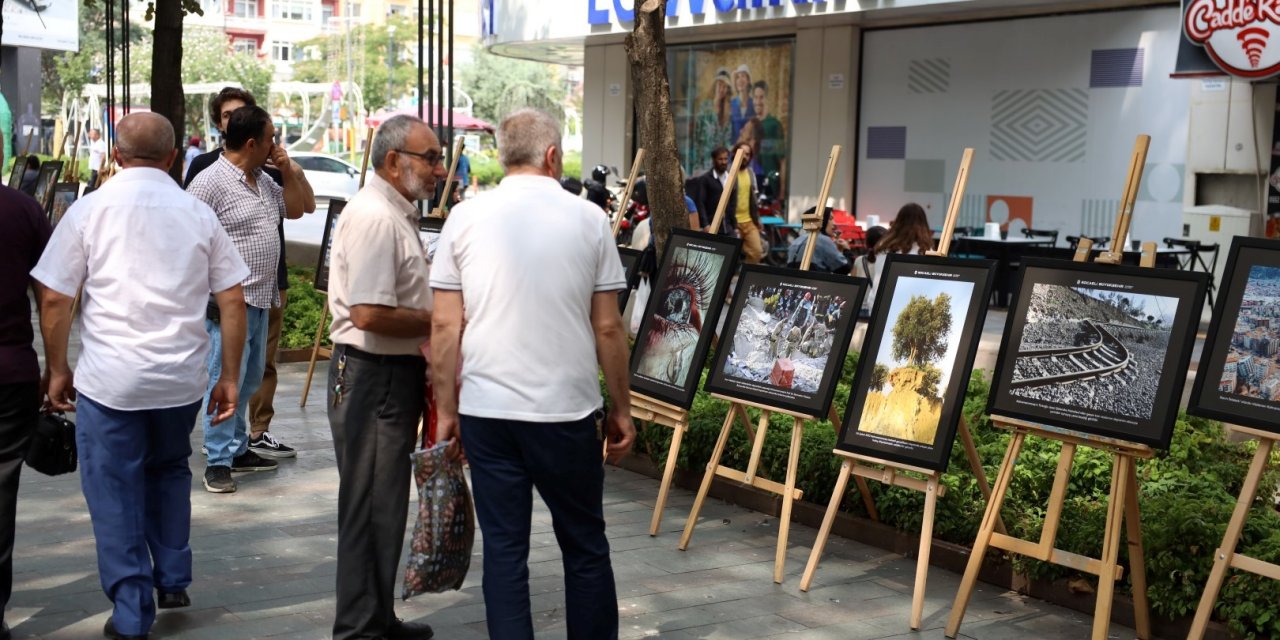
[669,38,794,203]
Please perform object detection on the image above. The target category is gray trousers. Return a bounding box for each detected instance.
[327,344,426,640]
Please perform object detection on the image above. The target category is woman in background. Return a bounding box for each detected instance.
[854,203,934,316]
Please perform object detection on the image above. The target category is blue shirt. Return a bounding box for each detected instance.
[786,232,849,272]
[456,153,471,187]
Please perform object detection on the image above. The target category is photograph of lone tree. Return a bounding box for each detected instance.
[857,277,974,445]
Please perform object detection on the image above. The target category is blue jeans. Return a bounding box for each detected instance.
[459,414,618,640]
[202,305,269,467]
[76,394,201,637]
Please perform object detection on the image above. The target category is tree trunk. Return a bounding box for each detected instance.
[625,0,686,256]
[151,0,185,183]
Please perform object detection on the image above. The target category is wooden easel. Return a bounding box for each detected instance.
[299,126,374,407]
[432,136,465,217]
[1188,425,1280,639]
[611,148,646,239]
[944,136,1156,640]
[676,146,847,585]
[64,125,82,184]
[635,145,742,536]
[798,148,1007,630]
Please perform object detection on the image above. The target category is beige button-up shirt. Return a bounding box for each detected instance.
[328,173,431,355]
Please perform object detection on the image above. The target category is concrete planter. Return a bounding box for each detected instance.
[614,453,1233,640]
[278,347,328,364]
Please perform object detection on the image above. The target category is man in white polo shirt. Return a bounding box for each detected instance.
[33,112,249,640]
[430,108,635,640]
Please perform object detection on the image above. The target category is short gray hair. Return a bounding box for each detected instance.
[497,109,561,171]
[115,112,174,162]
[371,115,426,170]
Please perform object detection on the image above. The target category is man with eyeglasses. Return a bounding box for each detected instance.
[187,105,309,494]
[186,87,315,466]
[326,114,443,640]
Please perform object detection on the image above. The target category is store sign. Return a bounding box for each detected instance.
[1183,0,1280,78]
[588,0,825,25]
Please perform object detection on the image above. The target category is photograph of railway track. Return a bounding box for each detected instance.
[1190,238,1280,435]
[990,259,1207,449]
[838,255,996,471]
[705,265,865,417]
[1009,284,1176,420]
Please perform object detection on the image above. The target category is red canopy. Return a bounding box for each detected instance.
[366,107,494,133]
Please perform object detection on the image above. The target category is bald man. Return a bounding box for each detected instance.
[33,112,250,640]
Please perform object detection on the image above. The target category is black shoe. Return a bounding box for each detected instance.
[203,466,236,493]
[387,618,434,640]
[248,432,297,458]
[104,617,148,639]
[230,450,278,472]
[0,621,10,640]
[157,589,190,609]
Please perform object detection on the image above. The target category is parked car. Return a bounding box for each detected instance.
[283,152,361,248]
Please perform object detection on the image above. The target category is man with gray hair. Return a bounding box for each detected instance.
[33,112,249,640]
[431,108,635,639]
[327,114,443,640]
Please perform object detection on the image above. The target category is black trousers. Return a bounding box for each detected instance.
[0,381,39,626]
[327,345,425,640]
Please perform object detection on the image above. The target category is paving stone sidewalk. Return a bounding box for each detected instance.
[7,359,1141,639]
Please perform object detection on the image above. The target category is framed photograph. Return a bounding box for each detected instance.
[630,228,742,409]
[617,247,642,314]
[705,265,866,417]
[1189,237,1280,435]
[48,183,79,227]
[314,198,348,293]
[6,155,27,189]
[837,255,996,471]
[32,161,64,212]
[988,258,1208,449]
[419,215,445,263]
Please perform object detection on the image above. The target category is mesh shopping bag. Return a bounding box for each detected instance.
[403,439,475,598]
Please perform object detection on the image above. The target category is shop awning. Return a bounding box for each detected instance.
[366,108,495,133]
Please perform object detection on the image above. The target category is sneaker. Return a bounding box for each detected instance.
[248,432,297,459]
[156,589,190,609]
[203,466,236,493]
[230,450,278,472]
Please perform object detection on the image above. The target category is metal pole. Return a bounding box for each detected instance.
[446,0,454,147]
[418,0,424,120]
[427,0,434,127]
[122,0,130,114]
[435,0,444,142]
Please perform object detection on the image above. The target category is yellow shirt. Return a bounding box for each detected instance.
[734,170,752,224]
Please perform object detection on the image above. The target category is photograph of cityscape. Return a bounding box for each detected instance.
[1220,264,1280,404]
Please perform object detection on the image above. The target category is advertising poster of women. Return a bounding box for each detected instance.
[669,38,794,201]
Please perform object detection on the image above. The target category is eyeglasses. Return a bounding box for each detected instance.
[395,148,443,165]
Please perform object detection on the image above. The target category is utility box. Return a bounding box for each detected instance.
[1183,204,1261,287]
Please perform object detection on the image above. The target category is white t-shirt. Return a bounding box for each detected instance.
[855,246,923,312]
[31,167,249,411]
[88,139,107,172]
[430,174,628,422]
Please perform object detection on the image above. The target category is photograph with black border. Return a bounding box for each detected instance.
[419,215,445,263]
[617,247,643,314]
[313,198,348,293]
[1189,237,1280,435]
[49,183,78,227]
[988,258,1207,449]
[6,155,27,189]
[704,265,866,417]
[33,160,63,213]
[630,228,742,409]
[837,254,995,471]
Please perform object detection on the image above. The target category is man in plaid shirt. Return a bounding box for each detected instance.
[188,105,306,493]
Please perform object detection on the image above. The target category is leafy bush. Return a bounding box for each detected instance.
[471,151,504,187]
[623,356,1280,631]
[281,266,330,349]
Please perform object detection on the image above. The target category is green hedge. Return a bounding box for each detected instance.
[614,354,1280,638]
[282,266,331,349]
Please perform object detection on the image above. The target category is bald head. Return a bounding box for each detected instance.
[114,113,177,170]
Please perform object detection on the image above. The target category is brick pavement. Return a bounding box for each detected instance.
[7,356,1142,639]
